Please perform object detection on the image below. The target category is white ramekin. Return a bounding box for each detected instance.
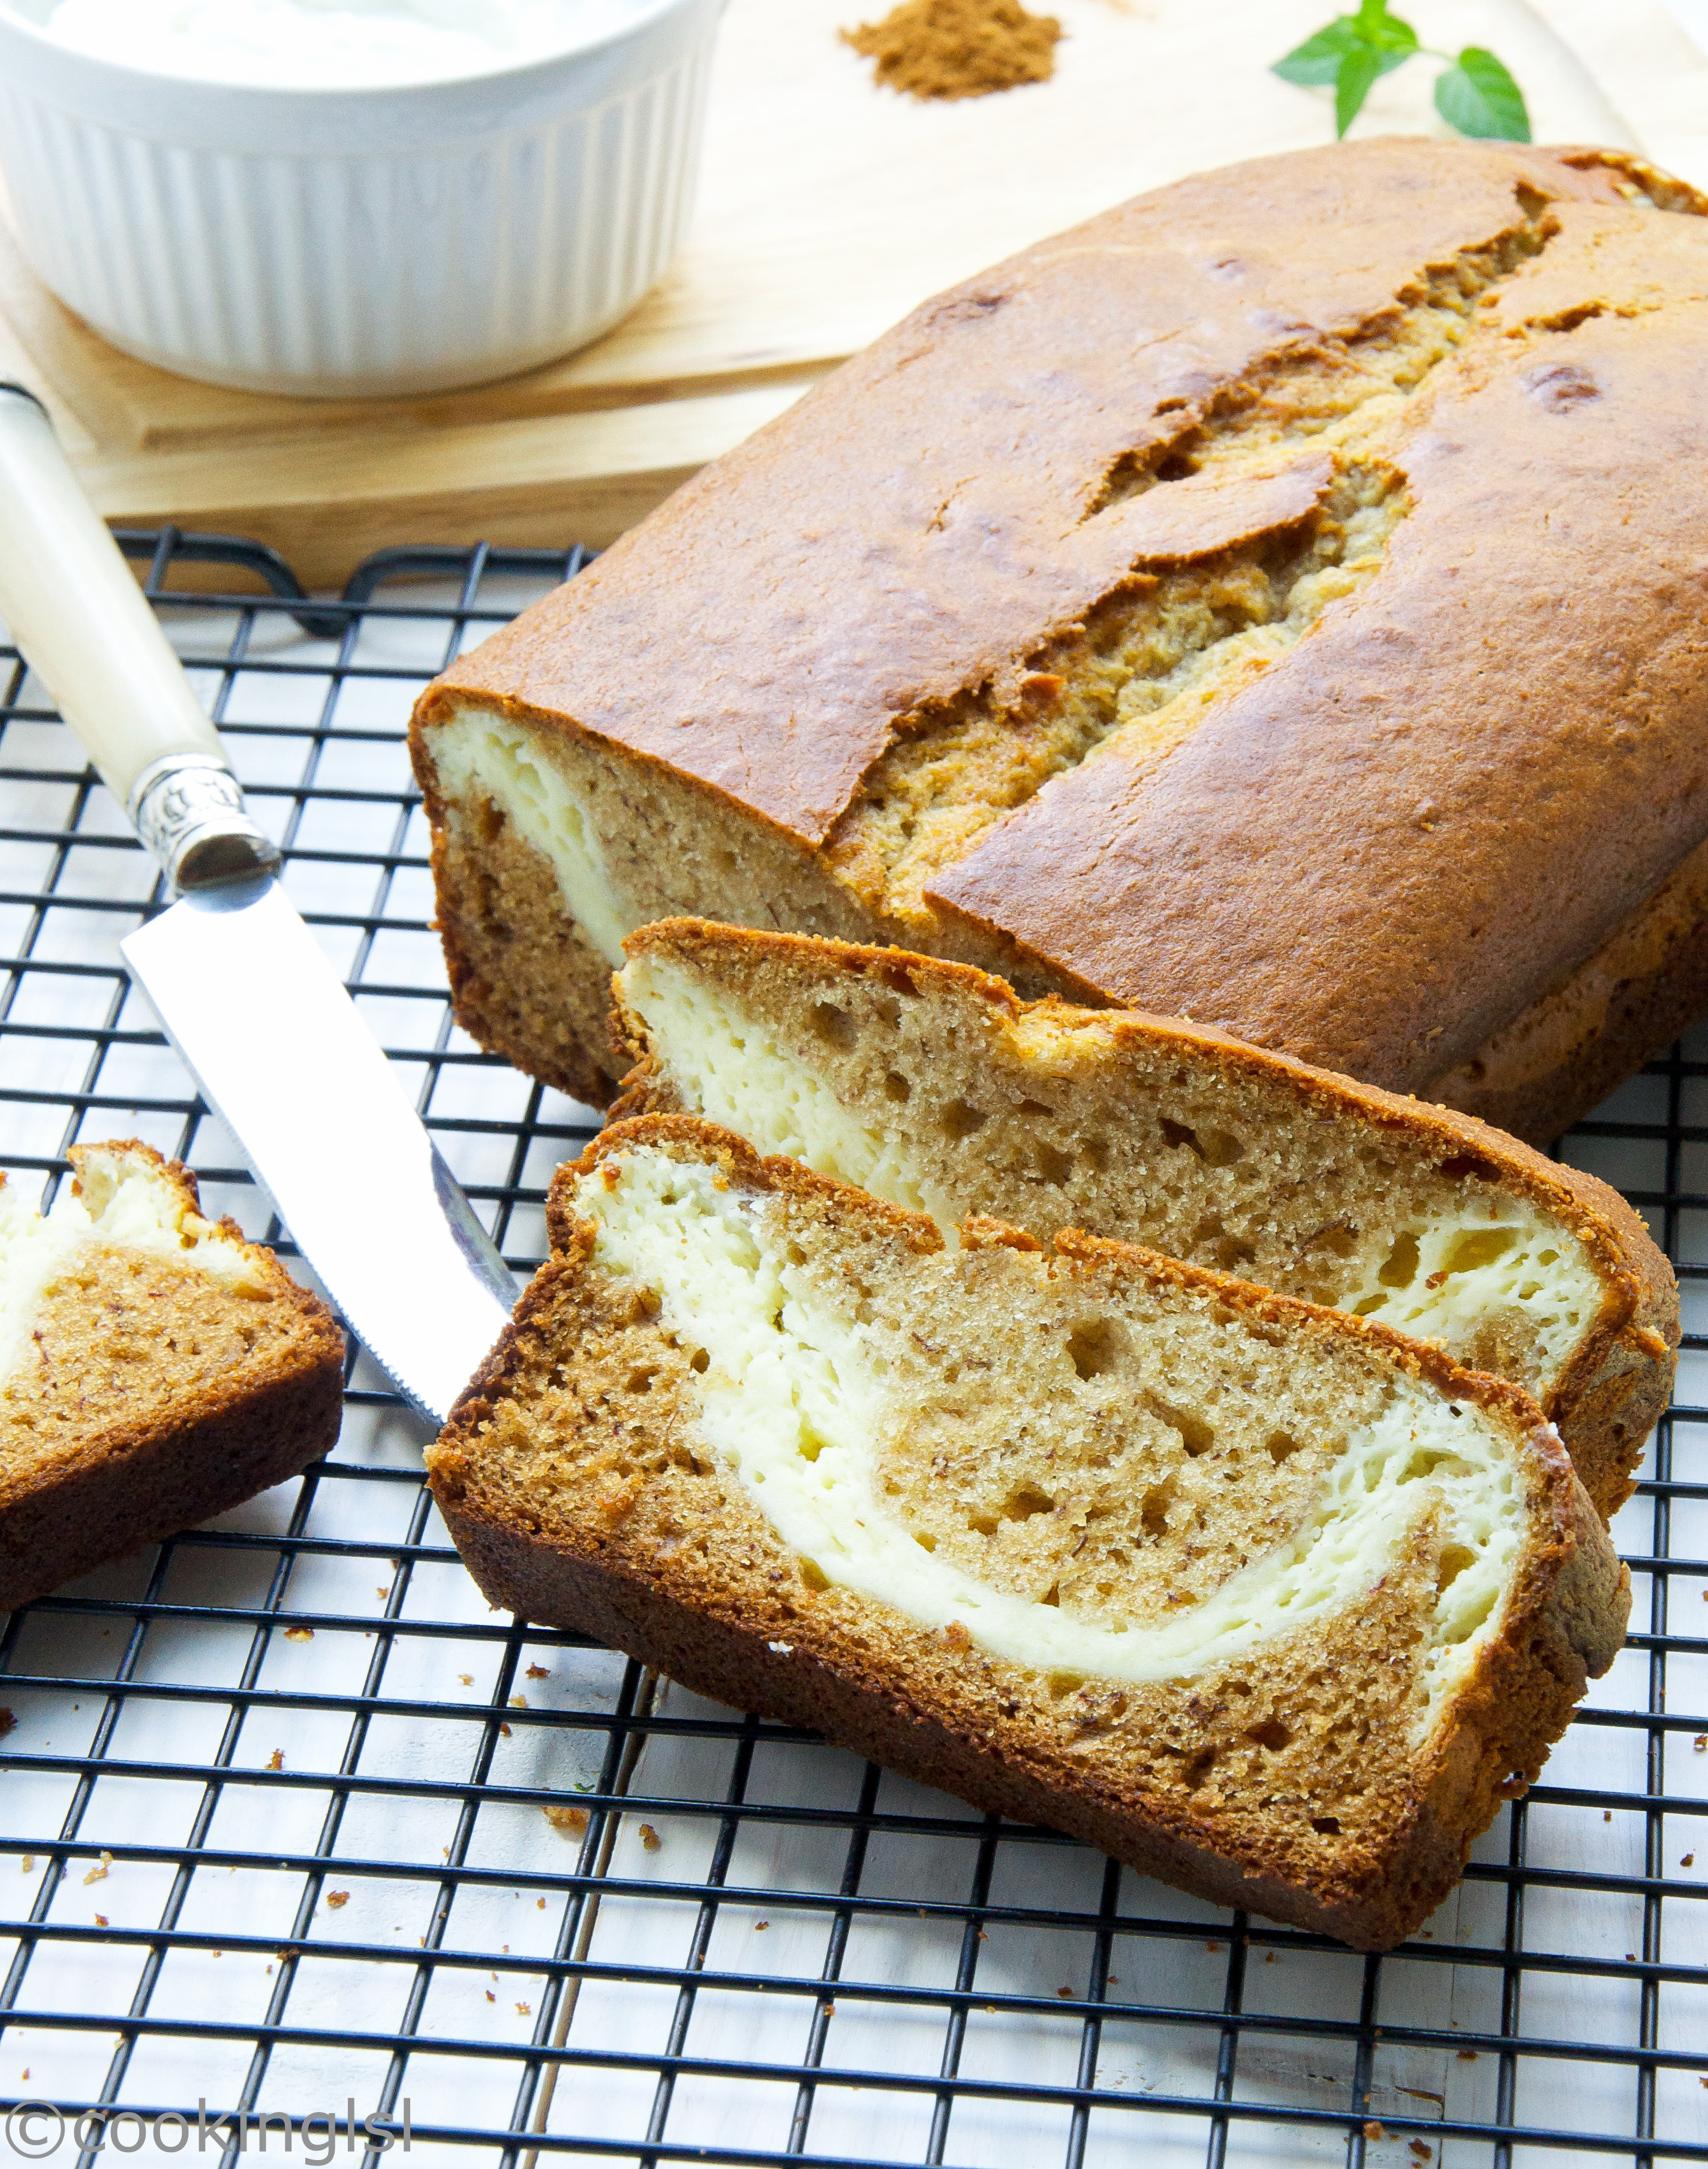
[0,0,724,396]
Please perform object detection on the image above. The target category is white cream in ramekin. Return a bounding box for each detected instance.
[0,0,725,395]
[38,0,643,88]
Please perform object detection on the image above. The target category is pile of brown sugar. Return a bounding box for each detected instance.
[841,0,1063,101]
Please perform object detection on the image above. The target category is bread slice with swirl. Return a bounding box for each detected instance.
[0,1141,344,1610]
[609,921,1679,1521]
[428,1116,1628,1950]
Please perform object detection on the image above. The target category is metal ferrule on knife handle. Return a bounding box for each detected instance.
[0,381,279,892]
[129,753,281,891]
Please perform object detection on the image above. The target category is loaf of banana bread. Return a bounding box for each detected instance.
[411,137,1708,1137]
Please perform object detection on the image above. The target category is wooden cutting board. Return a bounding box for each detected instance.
[0,0,1701,586]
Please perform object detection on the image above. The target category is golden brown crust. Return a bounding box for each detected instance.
[1429,829,1708,1145]
[928,269,1708,1084]
[425,141,1640,852]
[1552,145,1708,216]
[416,138,1708,1114]
[0,1142,346,1610]
[431,1116,1629,1950]
[611,919,1680,1517]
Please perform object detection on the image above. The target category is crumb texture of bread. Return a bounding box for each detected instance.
[0,1141,345,1610]
[412,140,1708,1118]
[421,720,886,1104]
[429,1118,1629,1949]
[612,923,1679,1518]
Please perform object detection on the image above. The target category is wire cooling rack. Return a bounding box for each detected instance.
[0,530,1703,2169]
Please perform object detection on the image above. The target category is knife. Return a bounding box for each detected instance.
[0,383,517,1426]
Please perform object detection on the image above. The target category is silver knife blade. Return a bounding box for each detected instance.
[122,874,518,1427]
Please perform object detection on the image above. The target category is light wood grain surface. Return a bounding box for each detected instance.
[0,0,1696,584]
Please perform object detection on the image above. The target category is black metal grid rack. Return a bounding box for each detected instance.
[0,530,1702,2169]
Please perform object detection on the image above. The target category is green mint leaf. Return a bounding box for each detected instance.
[1273,19,1363,86]
[1336,41,1383,135]
[1355,0,1417,53]
[1273,11,1414,88]
[1435,46,1531,139]
[1367,14,1418,59]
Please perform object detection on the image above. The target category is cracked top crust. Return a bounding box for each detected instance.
[425,137,1708,1088]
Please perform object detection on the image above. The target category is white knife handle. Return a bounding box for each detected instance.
[0,383,280,889]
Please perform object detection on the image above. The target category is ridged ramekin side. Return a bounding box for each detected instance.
[0,2,719,395]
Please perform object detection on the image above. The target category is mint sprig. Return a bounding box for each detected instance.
[1274,0,1530,141]
[1435,46,1530,139]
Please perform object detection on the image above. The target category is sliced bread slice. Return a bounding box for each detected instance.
[611,921,1678,1520]
[0,1141,345,1611]
[429,1115,1628,1951]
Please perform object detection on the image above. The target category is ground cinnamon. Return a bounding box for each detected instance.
[841,0,1063,101]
